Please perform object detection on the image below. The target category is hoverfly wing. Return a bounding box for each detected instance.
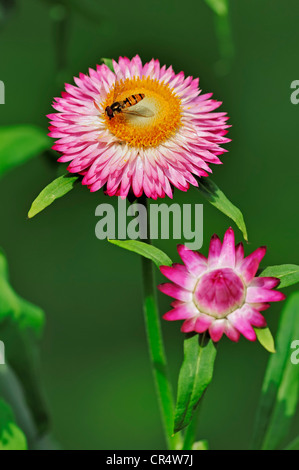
[122,106,154,118]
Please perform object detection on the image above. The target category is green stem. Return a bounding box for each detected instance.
[182,410,199,450]
[140,199,182,450]
[141,255,181,450]
[213,5,235,76]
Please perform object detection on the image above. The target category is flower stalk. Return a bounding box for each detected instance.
[141,254,182,449]
[140,197,181,450]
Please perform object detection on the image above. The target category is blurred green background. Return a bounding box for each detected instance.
[0,0,298,450]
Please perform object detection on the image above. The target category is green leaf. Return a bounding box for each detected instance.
[255,327,276,353]
[259,265,299,289]
[108,239,172,269]
[0,364,44,448]
[262,361,299,450]
[0,321,49,436]
[0,250,45,336]
[174,333,217,433]
[0,271,45,336]
[285,435,299,450]
[0,125,51,178]
[0,398,27,450]
[28,173,79,218]
[251,292,299,449]
[0,252,48,434]
[16,297,45,335]
[196,178,248,241]
[101,58,114,72]
[204,0,228,16]
[192,440,209,450]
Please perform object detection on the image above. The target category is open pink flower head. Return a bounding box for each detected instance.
[159,228,286,342]
[48,55,230,200]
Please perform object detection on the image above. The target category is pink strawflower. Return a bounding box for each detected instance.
[48,55,230,200]
[158,228,286,342]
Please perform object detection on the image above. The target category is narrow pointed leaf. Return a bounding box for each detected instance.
[252,292,299,449]
[28,173,79,218]
[174,333,217,433]
[0,125,51,177]
[262,361,299,450]
[108,239,172,269]
[196,178,248,241]
[255,327,276,353]
[259,265,299,289]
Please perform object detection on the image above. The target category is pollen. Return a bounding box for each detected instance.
[102,77,182,148]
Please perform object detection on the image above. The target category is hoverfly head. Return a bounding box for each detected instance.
[105,106,114,119]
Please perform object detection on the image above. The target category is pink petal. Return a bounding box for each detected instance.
[235,242,244,267]
[219,227,235,268]
[208,234,222,267]
[163,303,197,321]
[224,321,240,342]
[160,265,195,290]
[250,302,271,311]
[229,313,257,341]
[181,317,197,333]
[158,283,192,301]
[245,307,267,328]
[177,244,207,276]
[209,320,226,342]
[246,287,286,303]
[250,277,280,289]
[239,247,267,284]
[194,314,213,333]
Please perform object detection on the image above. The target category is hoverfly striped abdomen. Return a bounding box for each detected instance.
[105,94,145,119]
[122,94,145,109]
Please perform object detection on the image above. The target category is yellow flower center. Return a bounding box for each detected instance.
[102,77,182,148]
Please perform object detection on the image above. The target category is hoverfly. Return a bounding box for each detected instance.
[97,86,154,120]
